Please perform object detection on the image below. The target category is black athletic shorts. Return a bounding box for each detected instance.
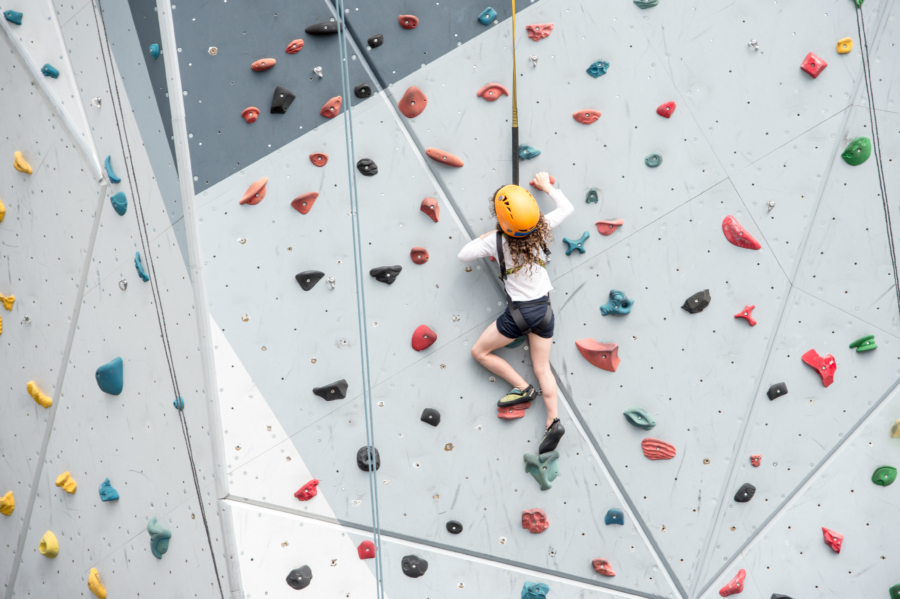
[496,296,555,339]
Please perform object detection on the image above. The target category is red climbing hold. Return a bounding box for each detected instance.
[800,52,828,78]
[410,247,429,264]
[294,479,319,501]
[251,58,276,72]
[412,325,437,351]
[398,86,428,118]
[591,558,616,577]
[285,39,304,54]
[521,508,549,533]
[529,175,555,189]
[357,540,376,559]
[241,107,260,123]
[398,14,419,29]
[642,438,676,460]
[722,215,761,250]
[526,23,554,41]
[320,96,342,119]
[657,101,676,118]
[596,220,624,236]
[497,402,531,419]
[734,305,757,326]
[822,527,843,553]
[750,454,761,467]
[476,83,510,102]
[802,349,836,387]
[291,192,318,215]
[240,177,268,205]
[309,153,328,167]
[575,339,620,372]
[420,197,440,222]
[573,109,601,125]
[425,148,464,167]
[719,569,746,597]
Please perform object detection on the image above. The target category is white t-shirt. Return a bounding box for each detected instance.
[457,188,574,302]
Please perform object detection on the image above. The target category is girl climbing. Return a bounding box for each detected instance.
[458,172,573,453]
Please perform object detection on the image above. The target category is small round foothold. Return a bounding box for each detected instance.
[530,55,538,66]
[767,200,775,211]
[644,153,662,168]
[241,107,260,123]
[314,66,323,78]
[748,39,759,50]
[22,315,31,324]
[91,97,102,108]
[208,46,218,55]
[446,520,463,534]
[118,279,127,291]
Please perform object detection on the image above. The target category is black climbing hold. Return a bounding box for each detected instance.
[305,21,341,35]
[734,482,756,503]
[357,446,381,471]
[681,289,711,314]
[401,555,428,578]
[286,565,313,589]
[271,86,296,114]
[420,408,441,426]
[770,595,794,599]
[313,379,348,401]
[295,270,324,291]
[766,382,788,400]
[446,520,463,534]
[368,34,384,48]
[355,83,372,98]
[370,265,402,284]
[357,158,378,176]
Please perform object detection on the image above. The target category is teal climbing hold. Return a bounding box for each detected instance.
[98,478,119,502]
[623,405,657,430]
[104,156,121,183]
[506,336,526,349]
[518,145,541,160]
[149,43,160,59]
[600,289,633,315]
[96,357,124,395]
[174,396,184,411]
[3,10,22,25]
[605,508,625,525]
[586,60,609,78]
[110,192,127,216]
[147,517,171,559]
[634,0,659,7]
[477,7,497,25]
[645,153,662,167]
[522,582,550,599]
[563,231,589,255]
[135,252,149,282]
[524,451,560,491]
[585,187,599,203]
[41,64,60,79]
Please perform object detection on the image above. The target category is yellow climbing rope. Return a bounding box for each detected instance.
[511,0,519,185]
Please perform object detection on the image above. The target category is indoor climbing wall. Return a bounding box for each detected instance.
[2,0,899,598]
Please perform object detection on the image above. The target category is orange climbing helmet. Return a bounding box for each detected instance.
[494,185,540,237]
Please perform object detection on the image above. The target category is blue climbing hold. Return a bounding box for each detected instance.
[104,155,121,183]
[98,478,119,502]
[110,192,127,216]
[147,517,171,559]
[149,43,160,59]
[506,336,526,349]
[96,357,124,395]
[563,231,589,255]
[518,145,541,161]
[135,252,149,282]
[41,64,60,79]
[3,10,22,25]
[600,289,633,315]
[522,582,550,599]
[645,153,662,168]
[586,60,610,78]
[477,7,497,25]
[174,396,184,411]
[605,508,625,525]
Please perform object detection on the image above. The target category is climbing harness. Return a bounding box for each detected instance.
[496,232,552,336]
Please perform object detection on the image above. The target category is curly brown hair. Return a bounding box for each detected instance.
[489,189,553,274]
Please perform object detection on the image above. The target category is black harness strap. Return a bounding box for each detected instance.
[496,231,552,336]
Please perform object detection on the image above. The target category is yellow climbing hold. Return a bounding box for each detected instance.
[0,491,14,516]
[55,471,77,494]
[1,293,14,310]
[0,197,5,222]
[892,419,900,438]
[836,37,853,54]
[88,568,107,599]
[13,151,32,174]
[39,531,59,558]
[27,381,52,408]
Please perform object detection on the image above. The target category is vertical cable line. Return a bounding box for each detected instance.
[334,3,385,597]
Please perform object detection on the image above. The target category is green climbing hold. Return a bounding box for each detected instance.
[645,153,662,167]
[3,10,23,25]
[41,64,60,79]
[841,137,871,166]
[518,145,541,160]
[147,517,171,558]
[506,336,526,349]
[634,0,659,7]
[524,451,560,490]
[891,583,900,599]
[872,466,896,486]
[855,0,865,8]
[849,334,877,352]
[623,406,656,430]
[586,188,599,204]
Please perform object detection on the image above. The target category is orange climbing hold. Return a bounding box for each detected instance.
[251,58,276,71]
[575,339,620,372]
[719,569,746,596]
[420,197,440,222]
[573,109,601,124]
[294,479,319,501]
[657,101,676,118]
[802,349,836,387]
[722,215,761,250]
[240,177,268,205]
[241,107,260,123]
[591,558,616,576]
[750,454,761,467]
[285,39,304,54]
[412,325,437,351]
[410,247,429,264]
[641,438,676,460]
[596,220,624,236]
[498,402,531,419]
[320,96,342,118]
[398,86,428,118]
[291,192,318,214]
[526,23,554,41]
[398,14,419,29]
[521,508,549,533]
[309,153,328,167]
[476,83,509,101]
[425,148,464,167]
[734,305,756,326]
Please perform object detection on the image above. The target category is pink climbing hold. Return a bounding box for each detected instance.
[293,479,319,501]
[398,86,428,118]
[420,197,440,222]
[251,58,276,72]
[596,220,624,236]
[497,402,531,420]
[734,305,757,326]
[822,527,843,553]
[722,215,761,250]
[320,96,342,119]
[591,558,615,577]
[412,325,437,351]
[802,349,836,387]
[529,175,555,189]
[750,454,761,467]
[573,109,601,125]
[291,192,318,215]
[240,177,268,205]
[309,153,328,167]
[657,101,676,118]
[526,23,554,41]
[425,148,464,167]
[641,438,676,460]
[476,83,510,102]
[800,52,828,78]
[285,39,304,54]
[241,107,260,124]
[410,247,429,264]
[398,14,419,29]
[357,540,376,559]
[719,569,746,597]
[521,508,549,533]
[575,339,620,372]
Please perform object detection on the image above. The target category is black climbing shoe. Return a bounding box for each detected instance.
[539,418,565,453]
[497,385,537,407]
